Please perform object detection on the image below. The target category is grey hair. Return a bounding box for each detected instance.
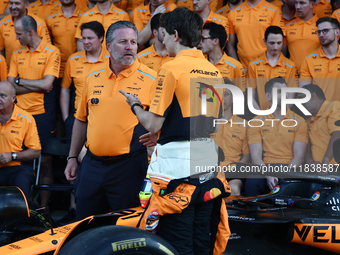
[106,21,138,43]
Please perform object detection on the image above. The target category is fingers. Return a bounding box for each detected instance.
[119,90,128,97]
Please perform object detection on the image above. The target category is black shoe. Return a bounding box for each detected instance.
[57,208,76,226]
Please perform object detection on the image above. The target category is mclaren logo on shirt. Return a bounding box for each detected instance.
[190,69,218,76]
[91,98,99,105]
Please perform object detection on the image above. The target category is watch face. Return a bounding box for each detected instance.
[12,153,17,160]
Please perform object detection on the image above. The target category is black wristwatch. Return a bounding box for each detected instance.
[11,153,17,161]
[131,103,143,115]
[15,77,20,86]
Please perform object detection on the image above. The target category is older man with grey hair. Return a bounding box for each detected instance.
[64,21,157,220]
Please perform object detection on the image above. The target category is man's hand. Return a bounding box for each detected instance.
[64,158,78,181]
[119,90,141,106]
[139,132,158,147]
[265,176,278,190]
[0,153,12,165]
[153,4,166,16]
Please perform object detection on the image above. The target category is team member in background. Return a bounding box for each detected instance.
[246,77,308,196]
[60,21,107,139]
[0,0,50,67]
[121,7,230,255]
[227,0,284,70]
[193,0,229,37]
[285,0,319,69]
[137,13,173,71]
[198,22,246,92]
[64,21,157,221]
[0,81,41,200]
[0,54,7,80]
[8,15,60,207]
[248,26,298,111]
[215,0,243,18]
[300,17,340,102]
[302,84,340,169]
[75,0,129,51]
[211,84,250,196]
[46,0,85,79]
[133,0,176,46]
[27,0,60,20]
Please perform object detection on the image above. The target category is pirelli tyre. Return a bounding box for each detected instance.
[58,225,179,255]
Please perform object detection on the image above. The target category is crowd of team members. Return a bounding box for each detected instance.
[0,0,340,204]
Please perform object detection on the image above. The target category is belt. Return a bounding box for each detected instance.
[86,149,146,165]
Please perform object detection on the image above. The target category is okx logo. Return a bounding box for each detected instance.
[197,82,222,115]
[91,98,99,105]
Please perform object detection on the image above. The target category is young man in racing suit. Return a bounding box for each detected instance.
[120,7,231,255]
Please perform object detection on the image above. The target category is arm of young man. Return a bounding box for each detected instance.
[120,90,165,133]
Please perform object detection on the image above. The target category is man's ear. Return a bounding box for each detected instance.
[152,29,157,38]
[213,38,219,46]
[106,41,112,53]
[265,91,271,101]
[174,30,180,42]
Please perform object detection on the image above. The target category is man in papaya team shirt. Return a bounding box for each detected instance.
[64,21,157,221]
[137,13,173,71]
[246,77,308,196]
[75,0,129,51]
[198,22,246,92]
[248,26,298,111]
[193,0,229,38]
[46,0,85,79]
[285,0,319,69]
[8,15,60,207]
[121,7,230,255]
[27,0,60,20]
[60,21,108,139]
[302,84,340,170]
[133,0,176,46]
[0,0,50,67]
[0,81,41,200]
[300,17,340,102]
[215,0,243,18]
[227,0,285,70]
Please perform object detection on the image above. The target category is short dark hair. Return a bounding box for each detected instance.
[302,84,326,100]
[264,77,287,93]
[18,15,37,33]
[264,26,284,41]
[80,21,105,40]
[151,13,162,32]
[316,16,340,29]
[160,7,203,48]
[203,22,227,49]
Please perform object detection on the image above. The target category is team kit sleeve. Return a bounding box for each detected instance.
[24,115,42,150]
[74,75,89,122]
[61,57,73,89]
[247,118,262,145]
[294,118,309,144]
[44,47,61,78]
[299,58,312,78]
[149,68,177,117]
[0,55,7,81]
[328,103,340,134]
[8,52,18,78]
